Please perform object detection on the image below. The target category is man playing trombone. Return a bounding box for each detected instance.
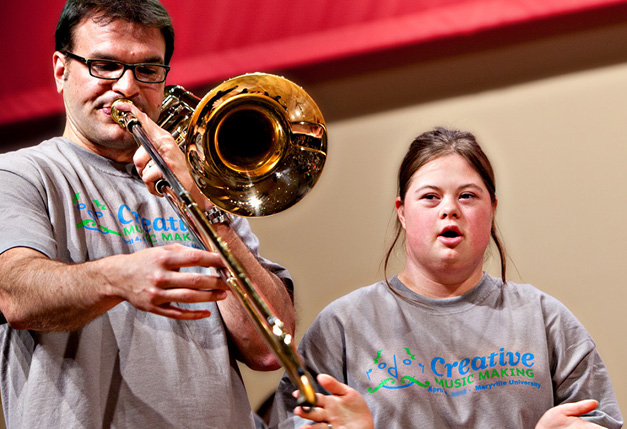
[0,0,295,427]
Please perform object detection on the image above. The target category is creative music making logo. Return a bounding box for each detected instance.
[365,347,541,398]
[73,192,121,236]
[366,348,430,392]
[73,191,201,248]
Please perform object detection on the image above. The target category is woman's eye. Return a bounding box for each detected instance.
[421,194,438,200]
[460,193,475,200]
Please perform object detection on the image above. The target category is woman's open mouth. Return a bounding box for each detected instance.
[438,226,463,245]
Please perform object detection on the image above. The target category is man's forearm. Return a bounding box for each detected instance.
[0,247,120,331]
[215,224,296,370]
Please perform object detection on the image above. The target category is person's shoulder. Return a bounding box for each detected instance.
[505,282,597,348]
[0,137,68,169]
[500,279,577,316]
[500,279,545,297]
[304,281,389,335]
[336,280,388,300]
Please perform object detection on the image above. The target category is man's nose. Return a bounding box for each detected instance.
[112,68,140,97]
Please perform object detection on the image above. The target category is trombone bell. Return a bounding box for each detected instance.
[159,73,328,217]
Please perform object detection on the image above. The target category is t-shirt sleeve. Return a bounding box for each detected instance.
[543,295,623,428]
[0,158,57,258]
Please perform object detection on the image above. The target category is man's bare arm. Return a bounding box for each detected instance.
[0,245,230,331]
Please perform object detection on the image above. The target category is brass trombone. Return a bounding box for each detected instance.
[111,73,327,406]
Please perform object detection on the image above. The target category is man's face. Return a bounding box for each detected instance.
[53,17,167,162]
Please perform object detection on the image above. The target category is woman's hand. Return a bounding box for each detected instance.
[294,374,374,429]
[535,400,604,429]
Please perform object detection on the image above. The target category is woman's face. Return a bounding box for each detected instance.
[396,153,496,284]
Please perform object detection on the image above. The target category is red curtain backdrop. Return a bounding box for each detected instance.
[1,0,625,126]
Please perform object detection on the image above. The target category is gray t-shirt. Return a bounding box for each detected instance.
[0,137,291,428]
[272,275,623,428]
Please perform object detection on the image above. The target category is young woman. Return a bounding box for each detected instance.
[272,128,623,428]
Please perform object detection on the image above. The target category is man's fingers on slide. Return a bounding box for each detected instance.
[154,303,212,320]
[158,284,228,303]
[160,272,228,293]
[161,246,225,270]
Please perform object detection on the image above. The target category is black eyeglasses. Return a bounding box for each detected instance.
[62,51,170,84]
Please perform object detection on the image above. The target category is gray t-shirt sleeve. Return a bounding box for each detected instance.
[0,153,57,258]
[541,294,623,427]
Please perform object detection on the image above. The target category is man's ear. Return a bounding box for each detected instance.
[53,51,67,94]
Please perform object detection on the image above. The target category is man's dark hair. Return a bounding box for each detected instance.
[55,0,175,64]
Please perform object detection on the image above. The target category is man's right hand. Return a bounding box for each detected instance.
[0,244,229,331]
[104,244,229,319]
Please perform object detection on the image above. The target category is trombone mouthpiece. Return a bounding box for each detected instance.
[110,98,134,128]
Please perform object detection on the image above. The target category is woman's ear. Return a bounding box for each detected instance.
[395,196,406,229]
